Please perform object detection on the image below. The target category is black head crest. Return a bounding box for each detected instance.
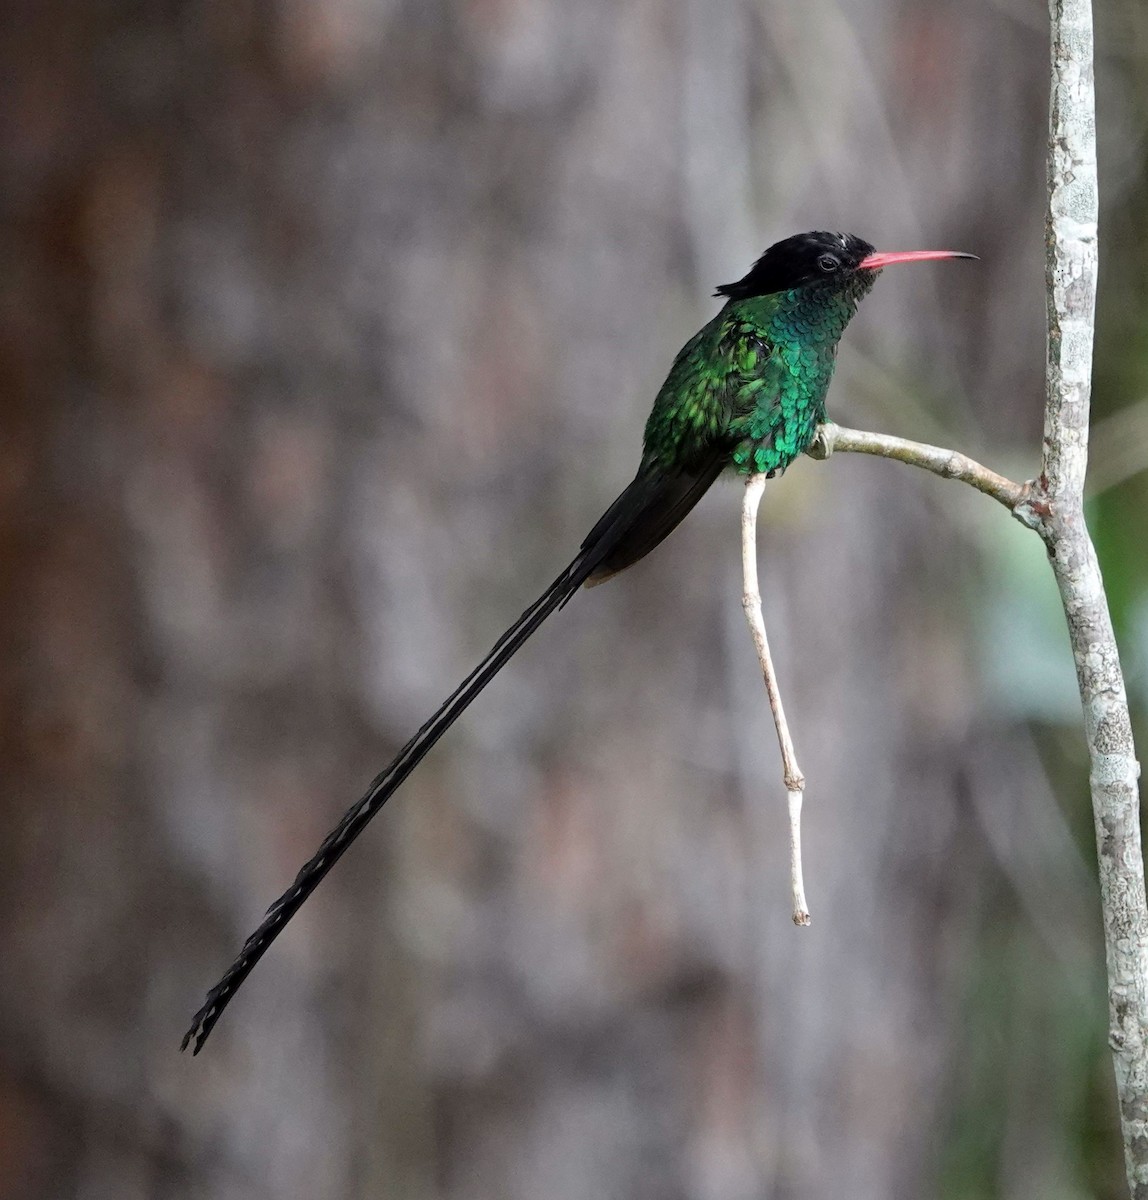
[716,232,876,301]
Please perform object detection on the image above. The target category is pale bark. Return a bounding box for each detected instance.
[740,474,810,926]
[808,423,1030,513]
[1040,2,1148,1192]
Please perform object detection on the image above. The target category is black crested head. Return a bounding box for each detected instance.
[715,231,876,301]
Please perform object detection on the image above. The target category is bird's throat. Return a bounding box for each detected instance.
[729,277,873,477]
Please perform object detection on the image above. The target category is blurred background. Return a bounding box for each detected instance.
[1,0,1146,1196]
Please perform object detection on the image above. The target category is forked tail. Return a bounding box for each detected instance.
[182,454,724,1052]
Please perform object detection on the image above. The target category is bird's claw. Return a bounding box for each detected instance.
[805,424,837,461]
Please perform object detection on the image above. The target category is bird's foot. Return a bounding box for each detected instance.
[805,423,838,461]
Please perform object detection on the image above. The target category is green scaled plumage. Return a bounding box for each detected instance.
[642,273,877,481]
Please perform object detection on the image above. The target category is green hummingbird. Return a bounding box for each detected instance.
[183,231,975,1052]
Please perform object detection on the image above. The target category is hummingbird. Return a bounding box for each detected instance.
[183,231,975,1052]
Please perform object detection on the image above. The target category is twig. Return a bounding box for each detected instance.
[741,473,810,926]
[807,422,1031,515]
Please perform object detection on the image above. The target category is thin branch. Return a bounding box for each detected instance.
[1042,0,1098,504]
[808,422,1032,515]
[741,474,810,926]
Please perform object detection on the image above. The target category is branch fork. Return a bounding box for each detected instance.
[740,427,1036,930]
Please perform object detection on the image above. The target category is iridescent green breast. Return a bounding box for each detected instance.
[727,275,874,476]
[639,272,875,479]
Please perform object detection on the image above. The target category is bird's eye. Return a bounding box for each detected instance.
[817,254,838,273]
